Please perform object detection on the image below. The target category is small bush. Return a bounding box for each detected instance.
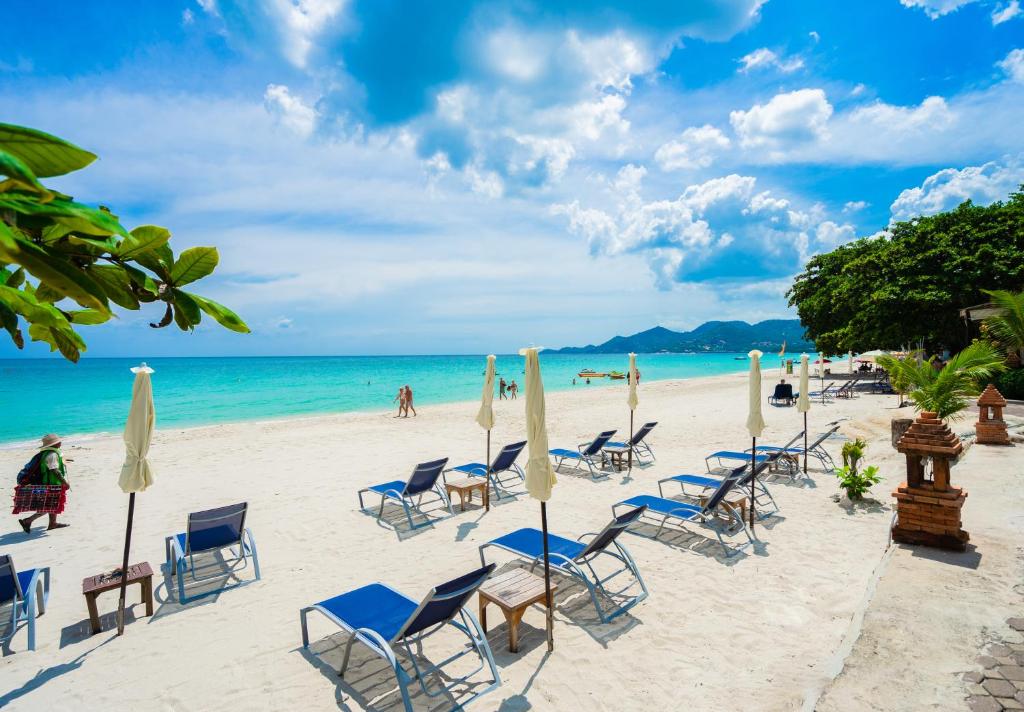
[994,369,1024,400]
[835,464,882,501]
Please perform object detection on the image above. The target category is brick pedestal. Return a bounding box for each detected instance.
[975,384,1010,446]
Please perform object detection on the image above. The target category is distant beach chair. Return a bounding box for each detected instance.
[835,378,859,399]
[0,554,49,651]
[478,505,648,622]
[751,425,841,472]
[444,441,527,499]
[659,461,779,518]
[358,458,453,530]
[300,564,501,712]
[549,429,617,479]
[163,502,261,604]
[806,383,839,401]
[613,468,753,555]
[605,421,658,464]
[769,383,795,406]
[704,450,771,472]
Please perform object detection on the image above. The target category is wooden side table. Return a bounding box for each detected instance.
[701,494,748,524]
[82,562,154,634]
[603,446,629,472]
[444,478,487,511]
[478,569,557,653]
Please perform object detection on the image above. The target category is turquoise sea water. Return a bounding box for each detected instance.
[0,353,758,446]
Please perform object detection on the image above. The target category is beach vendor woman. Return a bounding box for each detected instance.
[15,433,71,532]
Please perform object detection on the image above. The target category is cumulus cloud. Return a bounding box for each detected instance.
[267,0,346,69]
[737,48,804,74]
[655,125,731,171]
[889,156,1024,221]
[552,168,855,287]
[729,89,832,155]
[899,0,977,18]
[992,1,1022,22]
[999,48,1024,81]
[843,200,869,213]
[264,84,317,136]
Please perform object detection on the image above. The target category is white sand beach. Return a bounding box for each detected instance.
[1,374,1021,711]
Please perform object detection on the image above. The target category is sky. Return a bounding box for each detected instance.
[1,0,1022,357]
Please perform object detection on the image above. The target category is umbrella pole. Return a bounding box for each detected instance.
[803,412,808,475]
[116,492,136,636]
[628,410,634,472]
[485,429,491,512]
[749,437,756,531]
[541,501,553,652]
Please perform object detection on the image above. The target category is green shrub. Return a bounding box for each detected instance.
[994,369,1024,400]
[835,464,882,501]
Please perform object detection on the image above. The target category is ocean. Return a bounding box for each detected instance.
[0,353,764,446]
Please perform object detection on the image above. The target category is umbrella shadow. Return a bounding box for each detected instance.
[296,628,495,711]
[58,604,145,646]
[0,637,114,705]
[494,650,551,711]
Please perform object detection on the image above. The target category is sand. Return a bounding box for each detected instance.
[0,373,1020,711]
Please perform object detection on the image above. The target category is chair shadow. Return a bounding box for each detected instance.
[0,636,114,705]
[366,505,448,542]
[764,473,818,489]
[551,463,614,482]
[624,520,752,566]
[0,529,48,546]
[148,550,259,620]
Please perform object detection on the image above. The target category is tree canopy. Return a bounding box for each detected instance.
[787,189,1024,354]
[0,123,248,362]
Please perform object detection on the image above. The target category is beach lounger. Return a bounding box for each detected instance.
[614,469,753,555]
[478,506,648,622]
[704,451,771,472]
[0,554,49,651]
[836,378,859,399]
[659,461,779,518]
[163,502,261,604]
[358,458,453,530]
[300,564,501,712]
[751,425,841,472]
[807,383,838,401]
[549,429,616,479]
[769,383,794,406]
[445,440,527,499]
[605,421,658,464]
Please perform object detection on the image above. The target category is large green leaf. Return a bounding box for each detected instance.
[133,242,174,278]
[0,222,110,312]
[188,292,250,333]
[172,289,201,327]
[0,284,67,329]
[87,264,140,309]
[0,300,23,348]
[119,225,171,259]
[0,192,128,237]
[171,247,218,286]
[0,149,49,196]
[0,123,97,178]
[66,308,111,325]
[27,322,84,362]
[120,263,159,298]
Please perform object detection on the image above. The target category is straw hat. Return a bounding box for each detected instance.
[40,433,62,448]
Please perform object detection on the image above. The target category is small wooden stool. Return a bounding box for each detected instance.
[444,478,487,511]
[82,562,154,634]
[478,569,556,653]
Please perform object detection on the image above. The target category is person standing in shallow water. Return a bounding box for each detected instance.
[18,434,71,532]
[499,378,508,400]
[509,380,518,399]
[404,385,417,417]
[393,387,407,417]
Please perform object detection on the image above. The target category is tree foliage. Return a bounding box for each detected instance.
[787,189,1024,354]
[981,288,1024,363]
[0,123,248,361]
[876,342,1005,420]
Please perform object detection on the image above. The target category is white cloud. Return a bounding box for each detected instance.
[267,0,346,69]
[899,0,977,18]
[729,88,833,155]
[567,94,630,142]
[992,1,1022,22]
[889,156,1024,221]
[182,8,195,24]
[654,125,731,170]
[999,48,1024,82]
[846,95,953,132]
[565,30,653,94]
[737,48,804,74]
[196,0,219,14]
[809,30,820,43]
[815,220,856,246]
[263,84,317,136]
[843,200,869,213]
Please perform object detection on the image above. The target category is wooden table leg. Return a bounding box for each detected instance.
[142,576,154,616]
[505,608,526,653]
[86,592,101,634]
[478,597,488,634]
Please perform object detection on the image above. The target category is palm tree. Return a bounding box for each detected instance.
[876,342,1005,420]
[982,289,1024,365]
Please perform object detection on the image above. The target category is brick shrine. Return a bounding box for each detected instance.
[975,384,1010,446]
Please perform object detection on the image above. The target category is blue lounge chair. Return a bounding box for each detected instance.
[444,441,527,499]
[769,383,794,406]
[300,564,501,712]
[613,469,753,555]
[163,502,261,603]
[659,461,779,518]
[479,506,648,622]
[605,421,658,464]
[549,429,617,479]
[704,451,771,472]
[751,425,840,472]
[0,554,49,651]
[358,458,453,530]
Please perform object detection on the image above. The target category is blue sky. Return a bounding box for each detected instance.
[2,0,1022,356]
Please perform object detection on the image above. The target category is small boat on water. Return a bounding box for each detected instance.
[733,356,747,360]
[608,371,626,380]
[577,369,607,378]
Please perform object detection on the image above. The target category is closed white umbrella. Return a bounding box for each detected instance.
[476,355,496,511]
[818,351,826,403]
[116,362,156,636]
[627,353,638,472]
[746,350,765,530]
[797,354,810,475]
[848,351,854,375]
[520,346,556,651]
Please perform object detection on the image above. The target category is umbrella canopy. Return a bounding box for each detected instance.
[813,358,832,364]
[627,353,638,411]
[520,348,556,501]
[119,363,156,493]
[476,355,496,430]
[796,354,811,413]
[860,349,891,358]
[746,350,765,438]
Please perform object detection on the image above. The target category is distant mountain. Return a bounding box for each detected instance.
[549,319,814,354]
